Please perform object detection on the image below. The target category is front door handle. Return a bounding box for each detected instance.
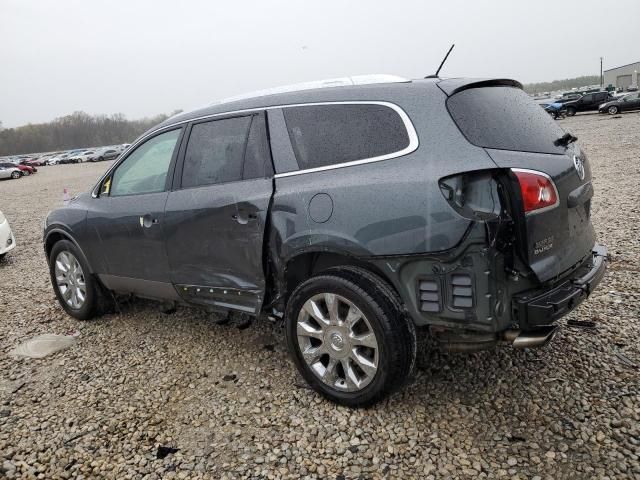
[139,214,159,228]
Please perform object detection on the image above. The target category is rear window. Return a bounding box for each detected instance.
[283,104,410,170]
[447,86,566,155]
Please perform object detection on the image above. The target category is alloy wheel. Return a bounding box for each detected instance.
[296,293,379,392]
[608,106,618,115]
[54,251,86,309]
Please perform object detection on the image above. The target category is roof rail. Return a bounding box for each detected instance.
[212,74,410,105]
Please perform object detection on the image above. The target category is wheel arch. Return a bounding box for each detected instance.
[44,228,94,274]
[276,249,403,311]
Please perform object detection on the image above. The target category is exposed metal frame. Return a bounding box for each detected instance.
[91,101,419,196]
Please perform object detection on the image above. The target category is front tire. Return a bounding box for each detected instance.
[285,268,416,407]
[608,105,619,115]
[48,240,107,320]
[566,107,576,116]
[10,171,20,179]
[22,170,30,176]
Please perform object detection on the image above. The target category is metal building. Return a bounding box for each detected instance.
[603,61,640,91]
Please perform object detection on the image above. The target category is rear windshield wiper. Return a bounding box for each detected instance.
[554,132,578,147]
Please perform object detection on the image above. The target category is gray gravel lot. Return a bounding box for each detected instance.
[0,112,639,479]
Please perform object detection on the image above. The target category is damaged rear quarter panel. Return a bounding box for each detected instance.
[268,83,500,290]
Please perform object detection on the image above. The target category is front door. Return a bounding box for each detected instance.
[164,112,274,314]
[86,128,183,297]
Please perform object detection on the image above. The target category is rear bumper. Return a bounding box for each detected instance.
[512,244,607,329]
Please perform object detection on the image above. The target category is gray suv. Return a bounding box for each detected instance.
[44,75,607,406]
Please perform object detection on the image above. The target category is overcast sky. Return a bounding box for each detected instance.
[1,0,638,127]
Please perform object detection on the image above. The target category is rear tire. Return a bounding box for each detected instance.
[99,156,104,162]
[608,105,619,115]
[285,267,416,407]
[22,170,30,176]
[10,171,20,179]
[566,107,576,116]
[48,239,109,320]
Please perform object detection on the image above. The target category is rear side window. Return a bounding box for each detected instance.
[283,104,410,170]
[447,87,566,155]
[182,116,252,188]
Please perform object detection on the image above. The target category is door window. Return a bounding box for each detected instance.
[182,116,252,188]
[242,114,273,180]
[282,104,410,170]
[107,129,181,197]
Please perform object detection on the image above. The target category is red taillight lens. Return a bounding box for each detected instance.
[512,169,558,214]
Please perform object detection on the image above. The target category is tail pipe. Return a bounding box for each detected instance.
[502,325,558,349]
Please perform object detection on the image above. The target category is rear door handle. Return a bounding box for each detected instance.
[139,214,159,228]
[232,210,258,224]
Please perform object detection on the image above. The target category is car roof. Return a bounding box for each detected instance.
[155,76,523,133]
[157,74,418,129]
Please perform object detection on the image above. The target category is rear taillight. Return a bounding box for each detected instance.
[512,169,558,214]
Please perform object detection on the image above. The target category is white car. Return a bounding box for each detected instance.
[0,165,21,180]
[68,151,96,163]
[0,210,16,260]
[46,154,70,165]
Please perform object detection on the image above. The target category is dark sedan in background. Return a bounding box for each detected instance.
[599,92,640,115]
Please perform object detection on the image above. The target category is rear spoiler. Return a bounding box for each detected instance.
[437,78,523,97]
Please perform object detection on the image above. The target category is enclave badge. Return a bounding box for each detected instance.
[573,155,585,180]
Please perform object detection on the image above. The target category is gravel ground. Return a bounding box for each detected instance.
[0,112,639,480]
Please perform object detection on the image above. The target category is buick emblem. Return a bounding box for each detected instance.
[573,155,585,180]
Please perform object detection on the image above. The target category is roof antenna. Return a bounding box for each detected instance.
[425,44,455,79]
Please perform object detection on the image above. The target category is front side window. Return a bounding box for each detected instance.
[108,129,181,197]
[283,104,411,170]
[182,116,252,188]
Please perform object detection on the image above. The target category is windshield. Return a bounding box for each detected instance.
[447,86,567,155]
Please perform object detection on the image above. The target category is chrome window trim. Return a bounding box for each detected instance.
[273,101,419,178]
[92,101,418,197]
[511,168,560,215]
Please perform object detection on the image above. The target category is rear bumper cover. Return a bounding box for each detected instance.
[513,244,607,329]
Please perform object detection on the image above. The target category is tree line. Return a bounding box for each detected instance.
[0,111,181,156]
[523,75,601,94]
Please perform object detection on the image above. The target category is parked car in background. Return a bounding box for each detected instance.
[46,154,69,165]
[68,151,96,163]
[0,162,37,176]
[541,102,566,119]
[563,91,614,116]
[23,157,46,167]
[0,165,22,180]
[599,92,640,115]
[44,75,606,406]
[0,210,16,260]
[91,148,120,161]
[627,84,638,92]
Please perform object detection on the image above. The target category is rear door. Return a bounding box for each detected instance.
[445,84,596,282]
[164,112,274,314]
